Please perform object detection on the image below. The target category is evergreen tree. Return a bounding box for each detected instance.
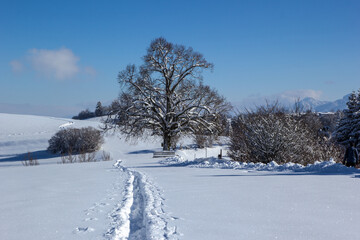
[349,89,360,147]
[95,101,104,117]
[334,91,359,145]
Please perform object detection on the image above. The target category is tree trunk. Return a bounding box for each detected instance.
[163,132,171,151]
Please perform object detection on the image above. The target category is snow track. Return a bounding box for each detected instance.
[107,160,178,240]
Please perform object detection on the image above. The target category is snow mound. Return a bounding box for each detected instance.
[160,156,360,174]
[59,121,74,128]
[113,159,123,169]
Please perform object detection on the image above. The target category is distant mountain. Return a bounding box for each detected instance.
[299,94,350,113]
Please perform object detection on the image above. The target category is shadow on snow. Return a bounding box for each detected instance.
[0,150,60,163]
[128,149,155,155]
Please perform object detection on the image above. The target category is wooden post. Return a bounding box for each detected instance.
[218,149,222,159]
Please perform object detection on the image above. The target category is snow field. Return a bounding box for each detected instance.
[0,161,129,240]
[117,139,360,240]
[1,113,360,239]
[0,113,101,167]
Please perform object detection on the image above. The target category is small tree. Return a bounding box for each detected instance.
[105,37,231,150]
[95,101,104,117]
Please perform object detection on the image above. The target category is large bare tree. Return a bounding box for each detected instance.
[105,37,231,150]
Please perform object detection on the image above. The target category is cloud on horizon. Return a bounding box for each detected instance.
[0,102,85,118]
[10,47,95,80]
[277,89,323,102]
[233,89,323,111]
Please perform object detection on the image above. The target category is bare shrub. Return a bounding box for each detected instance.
[77,151,86,163]
[229,103,343,165]
[58,148,99,164]
[100,151,111,161]
[48,127,103,154]
[194,133,214,148]
[60,148,77,164]
[22,152,39,166]
[78,151,96,163]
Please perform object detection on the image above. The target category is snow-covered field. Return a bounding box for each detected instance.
[1,113,360,239]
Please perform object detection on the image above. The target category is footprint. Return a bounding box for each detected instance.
[99,202,109,207]
[73,227,95,234]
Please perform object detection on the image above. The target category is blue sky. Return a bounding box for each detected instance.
[1,0,359,117]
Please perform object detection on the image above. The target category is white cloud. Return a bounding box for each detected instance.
[10,48,96,81]
[9,60,23,73]
[28,48,80,80]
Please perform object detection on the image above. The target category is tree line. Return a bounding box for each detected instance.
[72,101,120,120]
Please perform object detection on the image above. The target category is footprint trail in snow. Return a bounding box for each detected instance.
[106,160,179,240]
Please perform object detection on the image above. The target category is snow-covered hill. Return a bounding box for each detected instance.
[1,113,360,240]
[299,94,349,112]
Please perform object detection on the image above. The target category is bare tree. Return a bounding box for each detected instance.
[293,97,304,114]
[105,38,231,150]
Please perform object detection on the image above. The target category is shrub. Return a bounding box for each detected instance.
[60,150,76,164]
[100,151,111,161]
[22,152,39,166]
[48,127,103,154]
[77,151,96,163]
[194,134,214,148]
[72,109,95,120]
[229,103,343,165]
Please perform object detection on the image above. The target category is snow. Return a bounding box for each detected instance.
[0,160,128,240]
[0,113,100,167]
[108,169,134,240]
[1,113,360,239]
[160,156,360,174]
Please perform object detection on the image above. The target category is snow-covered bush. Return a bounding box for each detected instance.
[229,104,343,165]
[48,127,103,154]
